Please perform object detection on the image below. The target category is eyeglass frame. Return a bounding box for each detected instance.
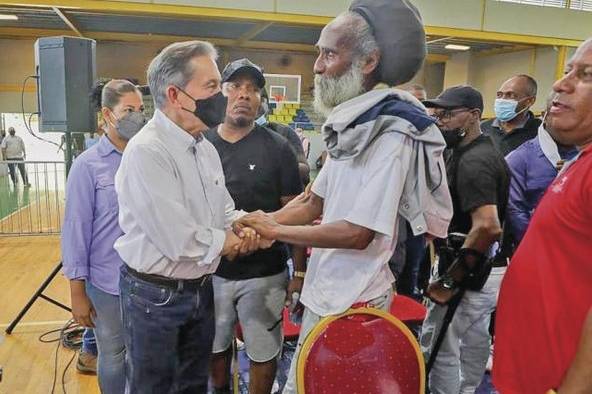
[431,107,475,122]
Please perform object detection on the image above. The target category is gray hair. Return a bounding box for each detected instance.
[147,41,218,109]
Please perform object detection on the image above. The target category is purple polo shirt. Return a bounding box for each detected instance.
[61,136,124,295]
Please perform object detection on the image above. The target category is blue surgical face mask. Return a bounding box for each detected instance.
[494,98,528,122]
[255,114,267,126]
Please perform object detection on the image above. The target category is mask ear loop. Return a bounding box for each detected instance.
[515,96,535,117]
[105,109,119,131]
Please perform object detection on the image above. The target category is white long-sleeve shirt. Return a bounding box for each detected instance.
[114,109,243,279]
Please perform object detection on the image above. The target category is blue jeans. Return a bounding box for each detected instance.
[86,282,126,394]
[82,328,98,356]
[398,231,426,300]
[119,265,215,394]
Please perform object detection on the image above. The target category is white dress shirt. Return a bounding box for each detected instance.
[114,109,244,279]
[1,135,26,159]
[301,132,413,316]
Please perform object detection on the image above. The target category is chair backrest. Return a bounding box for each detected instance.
[389,294,427,324]
[297,307,425,394]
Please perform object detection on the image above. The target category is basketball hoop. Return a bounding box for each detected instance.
[272,94,285,104]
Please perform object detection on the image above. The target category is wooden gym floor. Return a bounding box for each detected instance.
[0,236,99,394]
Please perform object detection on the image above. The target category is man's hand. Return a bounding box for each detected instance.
[70,280,95,328]
[223,227,275,261]
[237,210,281,239]
[222,229,242,261]
[236,227,260,256]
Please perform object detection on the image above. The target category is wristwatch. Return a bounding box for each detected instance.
[293,271,306,279]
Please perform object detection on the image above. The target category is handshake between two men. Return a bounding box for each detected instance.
[221,210,282,261]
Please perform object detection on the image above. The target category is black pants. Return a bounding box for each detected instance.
[6,158,28,185]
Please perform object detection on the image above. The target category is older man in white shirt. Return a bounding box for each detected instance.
[239,3,452,392]
[114,40,266,393]
[1,127,30,187]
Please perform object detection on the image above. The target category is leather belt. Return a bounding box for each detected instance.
[125,265,211,292]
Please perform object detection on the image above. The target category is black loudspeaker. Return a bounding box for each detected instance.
[34,36,97,133]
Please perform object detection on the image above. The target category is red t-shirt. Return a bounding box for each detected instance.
[493,146,592,393]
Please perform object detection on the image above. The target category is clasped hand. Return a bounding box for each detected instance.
[224,215,277,260]
[234,210,281,240]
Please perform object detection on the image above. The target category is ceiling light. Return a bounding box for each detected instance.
[0,14,18,20]
[445,44,471,51]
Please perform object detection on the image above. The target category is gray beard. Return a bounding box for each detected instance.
[313,62,366,117]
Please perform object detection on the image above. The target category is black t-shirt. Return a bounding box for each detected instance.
[204,125,303,280]
[265,122,305,159]
[266,121,310,185]
[445,134,510,234]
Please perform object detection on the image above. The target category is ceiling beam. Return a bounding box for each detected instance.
[425,26,581,48]
[473,45,533,58]
[426,54,449,63]
[0,26,319,53]
[0,1,584,47]
[426,36,453,45]
[0,0,331,26]
[0,27,455,63]
[235,21,274,47]
[51,6,83,37]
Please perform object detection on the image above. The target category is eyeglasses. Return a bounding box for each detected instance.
[431,108,470,122]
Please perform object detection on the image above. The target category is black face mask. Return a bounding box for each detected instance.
[441,128,466,149]
[176,86,228,128]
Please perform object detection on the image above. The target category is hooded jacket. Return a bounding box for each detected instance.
[322,88,452,238]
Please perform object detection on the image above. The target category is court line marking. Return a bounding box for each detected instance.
[0,320,68,328]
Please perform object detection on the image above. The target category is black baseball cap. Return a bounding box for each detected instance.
[423,85,483,112]
[221,58,265,89]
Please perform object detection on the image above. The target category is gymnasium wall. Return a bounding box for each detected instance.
[101,0,592,41]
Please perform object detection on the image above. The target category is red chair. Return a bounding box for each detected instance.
[389,294,427,325]
[297,307,425,394]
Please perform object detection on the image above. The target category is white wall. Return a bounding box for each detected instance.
[444,52,472,88]
[469,47,558,117]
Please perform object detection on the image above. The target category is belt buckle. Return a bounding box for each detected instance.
[200,274,211,287]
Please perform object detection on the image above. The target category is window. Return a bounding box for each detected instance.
[569,0,592,11]
[498,0,592,11]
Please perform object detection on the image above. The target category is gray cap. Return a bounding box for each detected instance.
[349,0,426,86]
[221,58,265,89]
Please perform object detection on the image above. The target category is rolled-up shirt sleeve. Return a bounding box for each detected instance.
[118,143,226,265]
[61,160,94,280]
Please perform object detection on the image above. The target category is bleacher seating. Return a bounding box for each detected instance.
[268,102,315,130]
